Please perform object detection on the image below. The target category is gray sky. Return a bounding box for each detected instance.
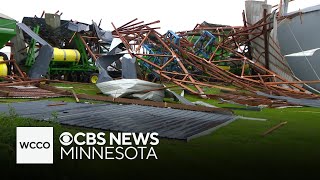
[1,0,320,32]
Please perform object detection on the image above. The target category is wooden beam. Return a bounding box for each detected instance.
[262,121,288,136]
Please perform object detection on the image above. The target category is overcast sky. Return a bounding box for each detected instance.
[1,0,320,32]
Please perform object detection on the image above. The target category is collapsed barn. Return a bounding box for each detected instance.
[0,1,320,140]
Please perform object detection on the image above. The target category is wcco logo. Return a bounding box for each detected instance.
[16,127,53,164]
[19,141,51,149]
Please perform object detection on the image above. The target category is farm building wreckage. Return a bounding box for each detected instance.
[0,0,320,140]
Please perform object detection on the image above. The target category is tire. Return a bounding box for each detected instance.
[50,74,60,80]
[0,52,8,60]
[78,72,87,82]
[89,73,99,84]
[70,73,78,82]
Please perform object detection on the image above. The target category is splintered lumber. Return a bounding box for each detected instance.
[76,93,232,115]
[262,121,288,136]
[71,89,80,103]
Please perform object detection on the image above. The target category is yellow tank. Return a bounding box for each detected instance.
[52,48,80,62]
[0,56,8,77]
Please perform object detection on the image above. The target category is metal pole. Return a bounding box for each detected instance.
[263,9,270,70]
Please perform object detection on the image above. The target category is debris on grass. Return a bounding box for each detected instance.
[262,121,288,136]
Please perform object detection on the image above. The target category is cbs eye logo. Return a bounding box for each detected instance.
[59,132,73,146]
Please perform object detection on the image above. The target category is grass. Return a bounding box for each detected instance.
[0,83,320,179]
[50,83,100,95]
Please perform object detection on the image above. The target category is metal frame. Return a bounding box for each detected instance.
[112,18,320,99]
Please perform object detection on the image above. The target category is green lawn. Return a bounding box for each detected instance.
[0,83,319,179]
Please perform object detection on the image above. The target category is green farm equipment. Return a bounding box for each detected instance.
[0,13,16,76]
[19,14,103,83]
[24,25,98,83]
[1,14,113,83]
[0,14,16,49]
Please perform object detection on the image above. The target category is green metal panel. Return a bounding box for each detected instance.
[25,26,40,66]
[0,18,16,47]
[73,34,89,66]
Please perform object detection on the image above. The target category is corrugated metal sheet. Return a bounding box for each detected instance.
[17,23,50,46]
[0,101,236,140]
[257,92,320,108]
[245,1,297,84]
[278,9,320,90]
